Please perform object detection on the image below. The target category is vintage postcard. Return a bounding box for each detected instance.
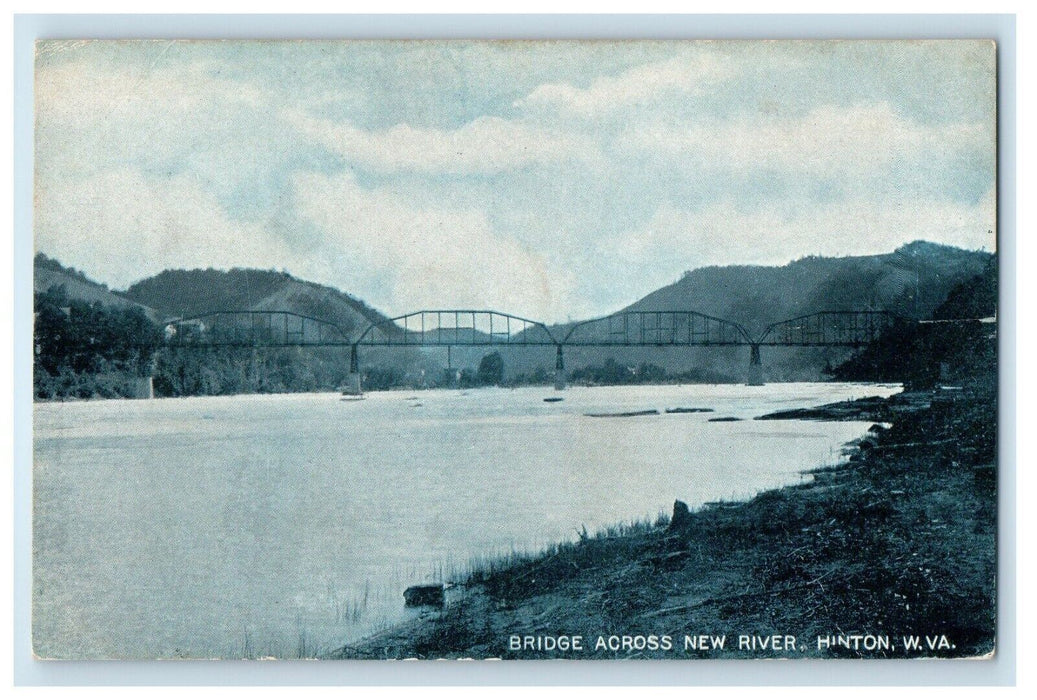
[31,39,997,661]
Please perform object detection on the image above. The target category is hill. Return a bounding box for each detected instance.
[122,268,390,336]
[626,241,992,338]
[502,241,995,383]
[33,254,162,399]
[32,257,407,399]
[34,254,158,320]
[832,257,997,387]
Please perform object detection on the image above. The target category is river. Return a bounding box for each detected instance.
[32,382,900,659]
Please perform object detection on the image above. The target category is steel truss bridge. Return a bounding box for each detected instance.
[164,308,902,390]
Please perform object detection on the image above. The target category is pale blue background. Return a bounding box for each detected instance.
[13,13,1017,686]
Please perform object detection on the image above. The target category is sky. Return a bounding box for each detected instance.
[34,40,996,322]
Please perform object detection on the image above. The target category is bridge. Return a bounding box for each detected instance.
[164,307,901,392]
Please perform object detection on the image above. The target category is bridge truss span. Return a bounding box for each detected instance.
[355,310,558,347]
[160,306,909,393]
[562,309,753,347]
[164,310,352,348]
[757,310,900,347]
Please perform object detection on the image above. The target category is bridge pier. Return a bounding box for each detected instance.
[343,344,363,395]
[747,344,765,386]
[130,353,157,399]
[554,345,566,391]
[130,375,154,399]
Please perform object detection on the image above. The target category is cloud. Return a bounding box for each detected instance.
[285,110,600,175]
[515,55,735,117]
[291,171,569,319]
[33,165,572,322]
[34,168,293,291]
[31,43,996,323]
[596,188,996,297]
[620,102,990,177]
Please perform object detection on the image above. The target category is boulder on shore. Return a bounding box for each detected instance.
[404,584,445,608]
[668,499,693,530]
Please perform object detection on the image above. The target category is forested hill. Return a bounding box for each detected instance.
[625,241,993,337]
[831,257,998,387]
[123,268,390,337]
[33,258,403,399]
[34,253,158,320]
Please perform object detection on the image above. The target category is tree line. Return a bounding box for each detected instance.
[34,285,160,399]
[831,261,997,388]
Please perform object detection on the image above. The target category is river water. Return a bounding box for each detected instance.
[33,382,900,659]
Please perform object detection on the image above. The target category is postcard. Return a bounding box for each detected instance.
[31,39,997,660]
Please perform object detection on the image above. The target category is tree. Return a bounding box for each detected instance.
[476,351,504,386]
[33,284,163,399]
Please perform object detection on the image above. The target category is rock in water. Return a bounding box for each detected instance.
[584,409,659,418]
[669,500,693,531]
[404,584,445,608]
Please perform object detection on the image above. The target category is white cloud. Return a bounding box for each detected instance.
[34,54,280,190]
[31,44,996,324]
[34,168,293,290]
[285,110,600,175]
[33,165,572,322]
[621,102,990,177]
[515,55,735,117]
[600,188,996,295]
[291,171,569,319]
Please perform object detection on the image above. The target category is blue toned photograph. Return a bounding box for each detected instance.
[31,39,997,661]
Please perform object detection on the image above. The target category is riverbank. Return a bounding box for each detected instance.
[338,381,996,660]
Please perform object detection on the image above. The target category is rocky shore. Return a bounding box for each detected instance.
[754,391,932,423]
[336,381,996,660]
